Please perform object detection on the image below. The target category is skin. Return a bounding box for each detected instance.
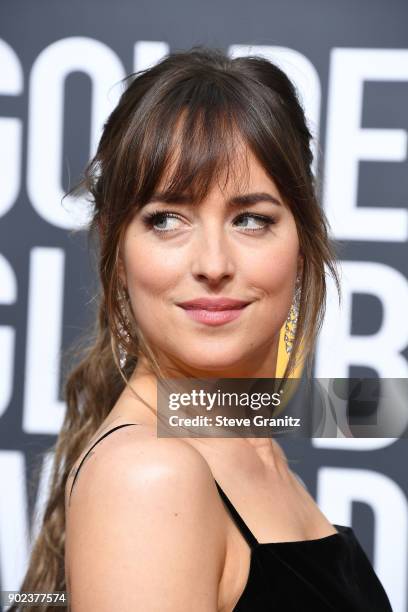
[119,144,302,381]
[65,142,338,612]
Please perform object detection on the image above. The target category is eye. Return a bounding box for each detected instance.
[141,211,183,233]
[233,213,276,232]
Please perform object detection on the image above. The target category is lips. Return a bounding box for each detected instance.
[176,298,252,326]
[177,298,251,310]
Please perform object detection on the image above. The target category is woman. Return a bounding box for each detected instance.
[14,46,393,611]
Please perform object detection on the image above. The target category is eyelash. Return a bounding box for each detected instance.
[141,210,277,234]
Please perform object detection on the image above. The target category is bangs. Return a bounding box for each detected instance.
[127,75,269,209]
[95,57,300,234]
[115,64,294,215]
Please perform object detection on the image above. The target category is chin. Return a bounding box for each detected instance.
[177,350,249,374]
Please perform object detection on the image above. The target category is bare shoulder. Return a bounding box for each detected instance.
[66,422,216,506]
[66,424,225,611]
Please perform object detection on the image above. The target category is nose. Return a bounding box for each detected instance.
[191,222,235,284]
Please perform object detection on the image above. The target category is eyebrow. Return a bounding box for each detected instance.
[146,191,282,207]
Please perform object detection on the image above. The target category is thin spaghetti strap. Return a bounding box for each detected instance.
[69,423,140,502]
[214,479,259,549]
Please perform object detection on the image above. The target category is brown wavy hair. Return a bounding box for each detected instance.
[11,45,341,610]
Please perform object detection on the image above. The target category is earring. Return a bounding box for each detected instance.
[117,286,131,369]
[284,274,302,354]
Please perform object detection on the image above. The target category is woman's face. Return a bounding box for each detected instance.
[119,144,303,378]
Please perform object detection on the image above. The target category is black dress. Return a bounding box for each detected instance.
[69,423,394,611]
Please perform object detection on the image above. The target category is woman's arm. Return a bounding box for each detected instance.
[66,432,226,611]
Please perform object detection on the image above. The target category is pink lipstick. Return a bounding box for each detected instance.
[177,297,251,327]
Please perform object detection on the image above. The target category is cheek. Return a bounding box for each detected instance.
[241,233,299,299]
[123,240,185,300]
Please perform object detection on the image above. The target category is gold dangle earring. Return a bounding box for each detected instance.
[284,274,302,354]
[117,285,132,369]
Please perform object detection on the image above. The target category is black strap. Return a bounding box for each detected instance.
[69,423,140,502]
[214,479,259,549]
